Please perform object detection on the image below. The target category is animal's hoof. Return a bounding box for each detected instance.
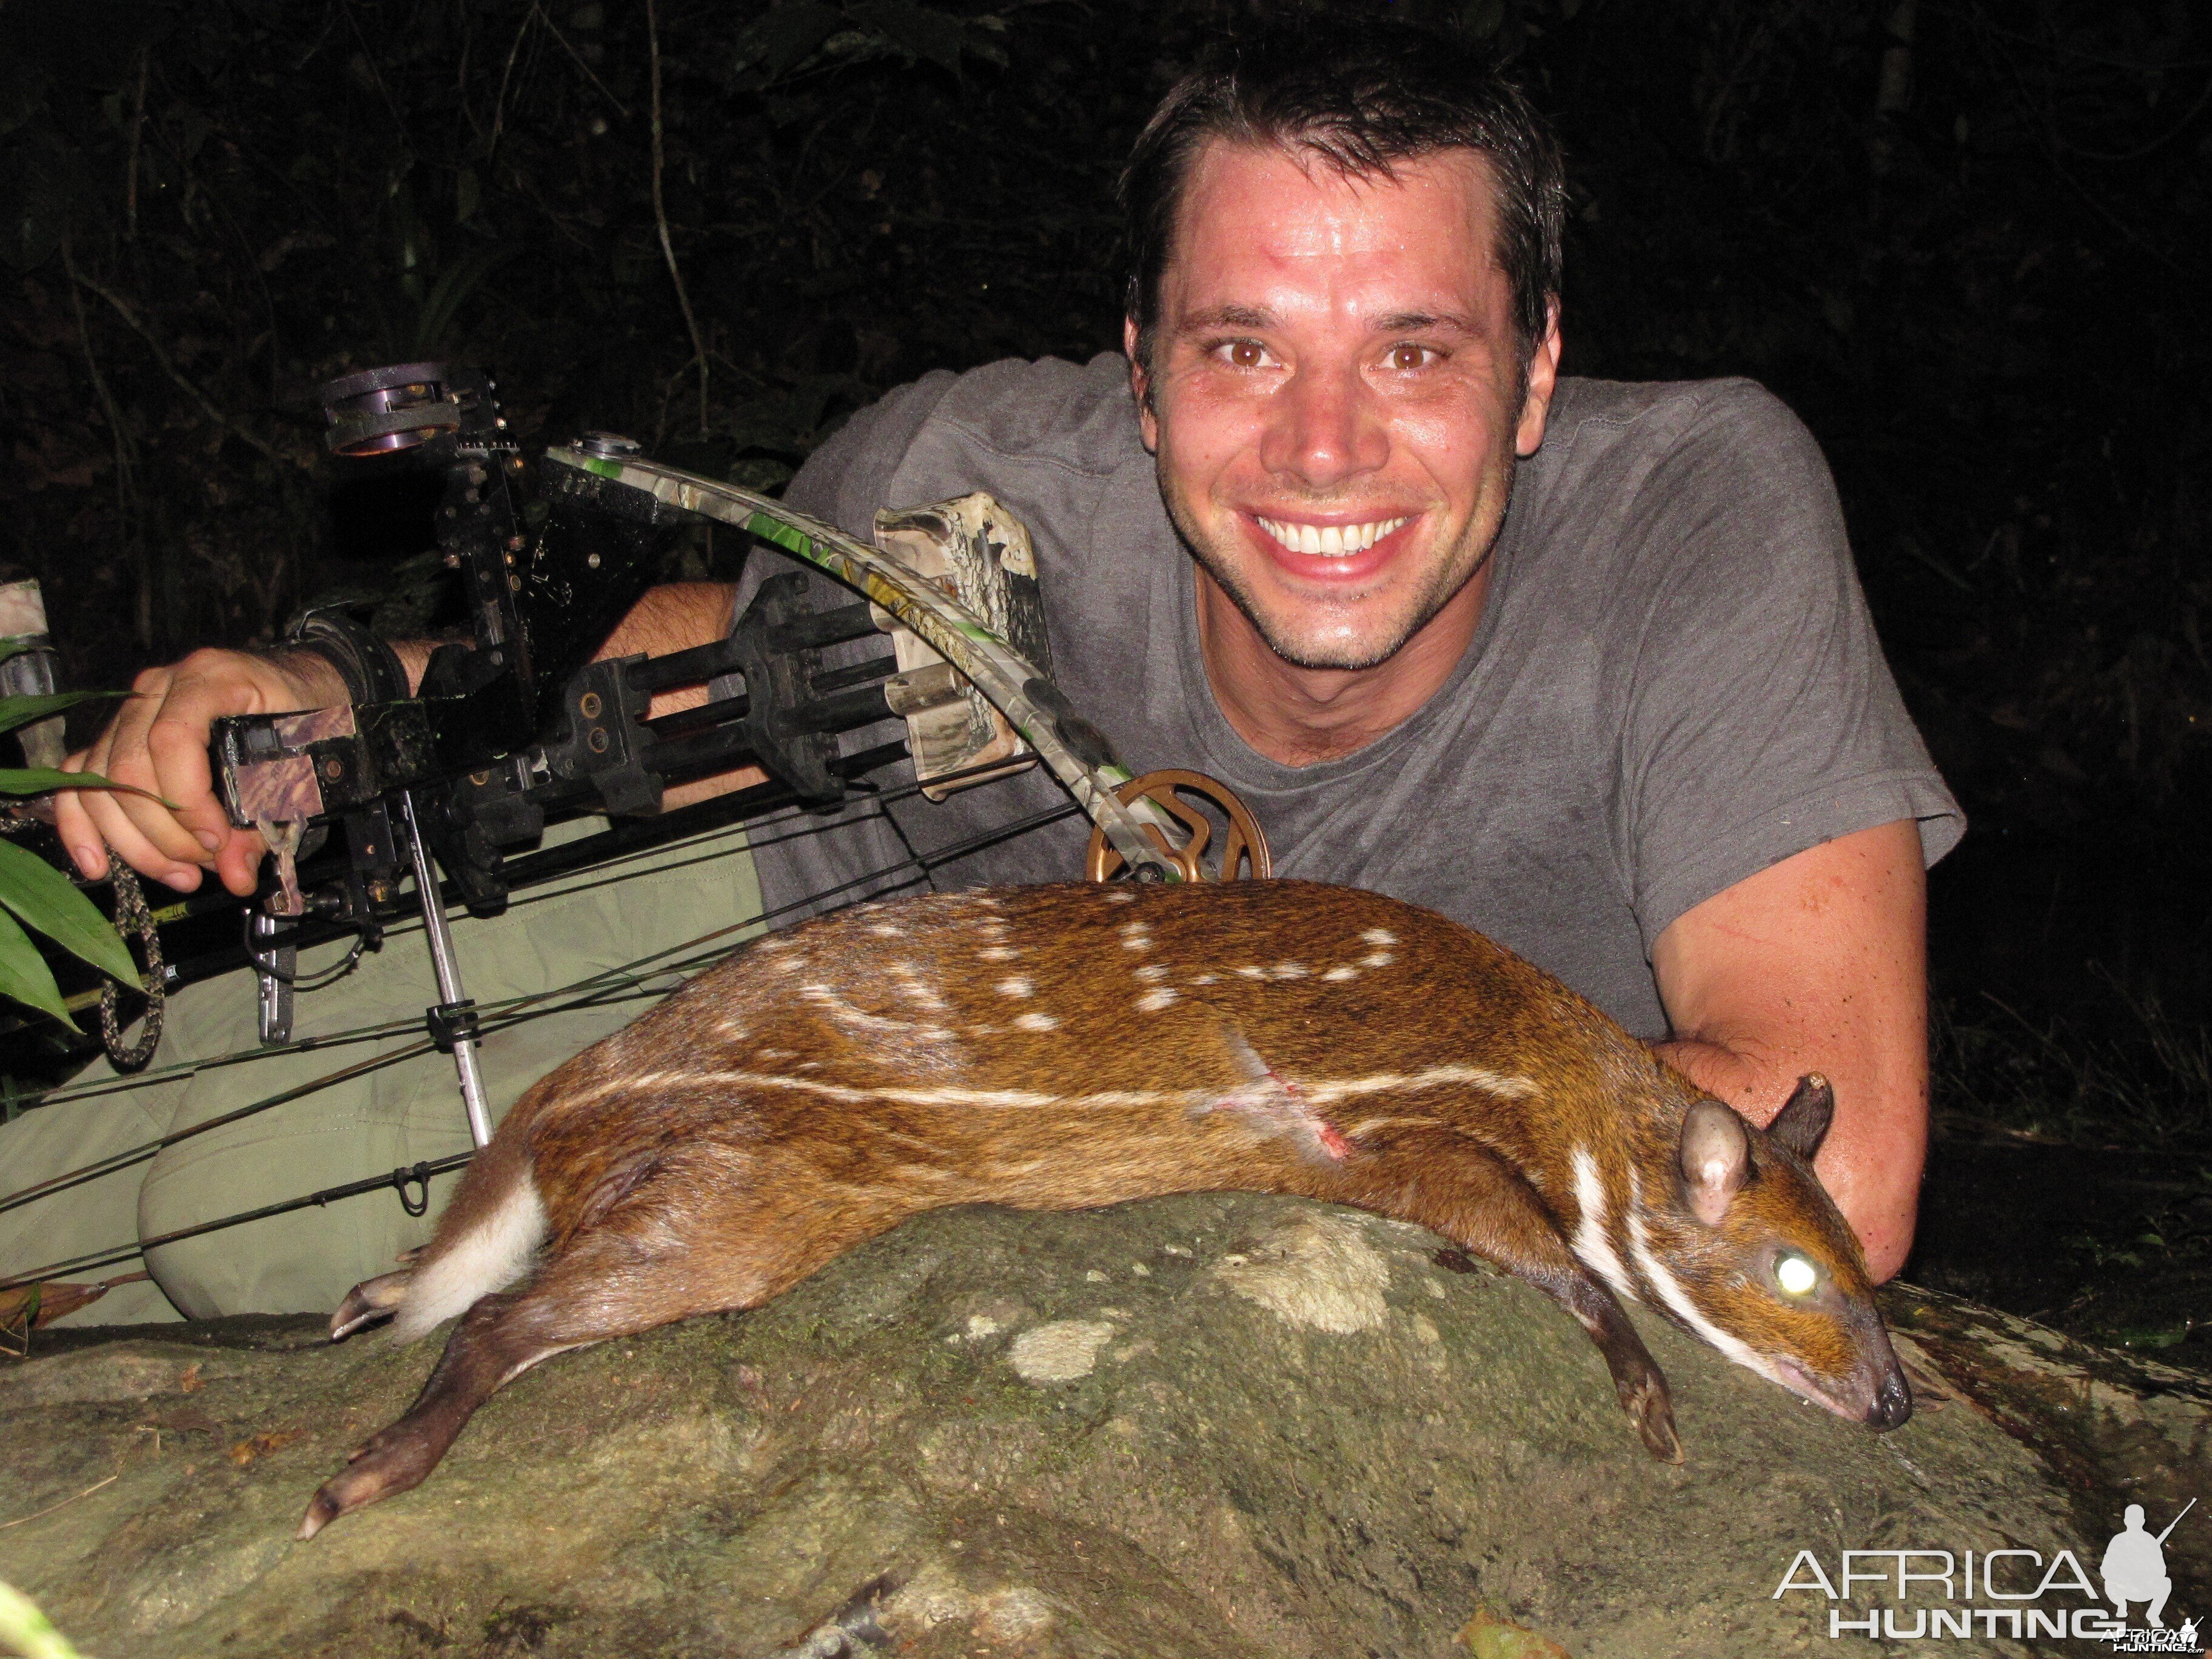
[1640,1409,1686,1464]
[330,1269,413,1341]
[1623,1372,1684,1463]
[297,1486,343,1541]
[301,1423,442,1537]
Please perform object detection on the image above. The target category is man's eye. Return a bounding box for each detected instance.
[1219,340,1269,369]
[1386,343,1438,372]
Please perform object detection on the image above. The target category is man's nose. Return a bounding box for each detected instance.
[1258,361,1388,489]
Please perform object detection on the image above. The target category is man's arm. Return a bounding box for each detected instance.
[1649,818,1928,1282]
[54,581,756,896]
[591,583,768,811]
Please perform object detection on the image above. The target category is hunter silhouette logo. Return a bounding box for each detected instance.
[2102,1501,2188,1629]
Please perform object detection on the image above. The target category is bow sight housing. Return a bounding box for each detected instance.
[211,362,914,931]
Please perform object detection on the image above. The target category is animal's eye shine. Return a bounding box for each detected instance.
[1775,1252,1818,1296]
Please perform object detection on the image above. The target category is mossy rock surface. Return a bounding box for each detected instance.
[4,1194,2200,1657]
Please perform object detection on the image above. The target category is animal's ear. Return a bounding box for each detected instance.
[1767,1074,1835,1161]
[1679,1100,1751,1227]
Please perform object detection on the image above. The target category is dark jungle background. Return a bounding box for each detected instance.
[1,0,2207,1348]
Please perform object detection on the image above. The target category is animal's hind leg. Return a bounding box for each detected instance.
[301,1215,765,1538]
[299,1162,895,1539]
[1336,1133,1682,1462]
[301,1281,572,1538]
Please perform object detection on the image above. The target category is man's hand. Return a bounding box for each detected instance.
[1651,819,1929,1283]
[55,583,760,897]
[55,648,350,897]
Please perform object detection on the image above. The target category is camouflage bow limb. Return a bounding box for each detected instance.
[546,447,1181,879]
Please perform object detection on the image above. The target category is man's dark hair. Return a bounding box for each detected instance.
[1119,18,1565,374]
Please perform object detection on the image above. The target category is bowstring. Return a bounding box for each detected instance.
[0,794,1082,1270]
[11,769,963,1112]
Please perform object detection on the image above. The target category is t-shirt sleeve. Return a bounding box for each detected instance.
[779,369,963,537]
[1609,383,1963,952]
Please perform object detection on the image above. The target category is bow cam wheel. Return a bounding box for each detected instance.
[1084,768,1272,882]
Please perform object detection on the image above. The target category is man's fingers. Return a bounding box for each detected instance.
[143,705,231,849]
[50,761,109,880]
[71,783,204,892]
[213,825,269,897]
[59,699,207,890]
[95,731,211,879]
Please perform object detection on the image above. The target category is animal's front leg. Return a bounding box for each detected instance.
[1334,1133,1683,1462]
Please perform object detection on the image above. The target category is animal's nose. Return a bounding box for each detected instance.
[1866,1368,1913,1431]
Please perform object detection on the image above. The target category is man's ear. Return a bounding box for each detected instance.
[1515,296,1562,458]
[1123,316,1159,454]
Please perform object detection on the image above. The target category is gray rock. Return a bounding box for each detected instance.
[1,1194,2197,1657]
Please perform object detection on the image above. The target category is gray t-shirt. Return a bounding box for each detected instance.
[736,352,1962,1041]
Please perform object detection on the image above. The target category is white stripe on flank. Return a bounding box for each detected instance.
[548,1062,1538,1116]
[546,1068,758,1110]
[389,1176,548,1343]
[716,1069,1176,1108]
[1299,1065,1538,1104]
[1569,1147,1637,1302]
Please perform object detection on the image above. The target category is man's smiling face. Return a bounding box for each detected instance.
[1129,140,1556,674]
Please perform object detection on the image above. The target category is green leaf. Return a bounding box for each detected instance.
[0,906,77,1031]
[0,838,141,985]
[0,1576,93,1659]
[0,766,92,796]
[0,689,126,737]
[0,766,168,800]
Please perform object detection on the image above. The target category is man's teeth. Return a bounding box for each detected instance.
[1255,515,1409,557]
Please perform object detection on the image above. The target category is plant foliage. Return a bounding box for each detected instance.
[0,692,146,1027]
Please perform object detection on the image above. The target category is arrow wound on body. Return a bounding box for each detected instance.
[1210,1025,1352,1164]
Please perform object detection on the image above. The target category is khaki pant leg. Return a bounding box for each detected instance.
[7,820,760,1326]
[0,1082,175,1326]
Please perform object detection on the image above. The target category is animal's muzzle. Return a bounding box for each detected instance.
[1865,1368,1912,1431]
